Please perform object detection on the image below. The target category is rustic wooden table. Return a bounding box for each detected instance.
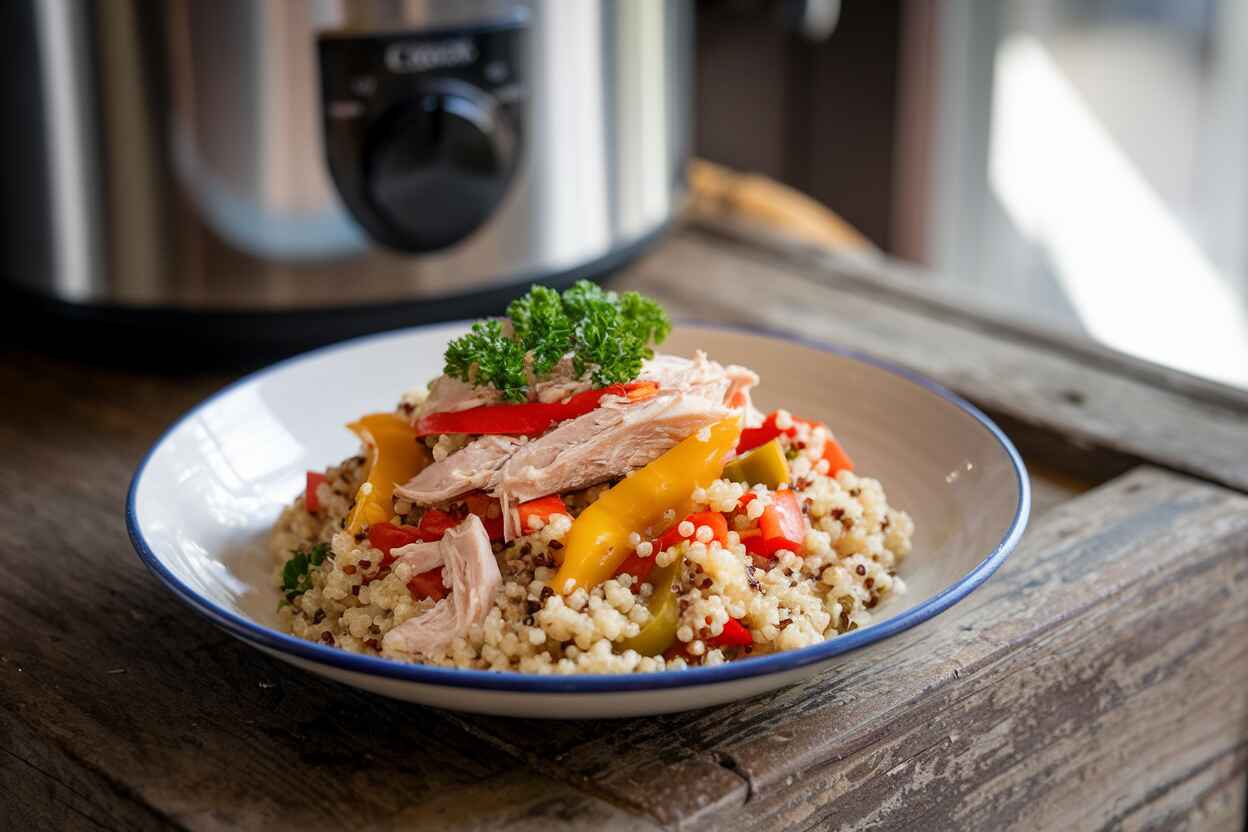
[3,220,1247,831]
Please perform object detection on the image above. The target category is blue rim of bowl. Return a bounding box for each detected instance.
[126,320,1031,694]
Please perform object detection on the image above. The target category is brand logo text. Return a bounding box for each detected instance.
[385,39,478,73]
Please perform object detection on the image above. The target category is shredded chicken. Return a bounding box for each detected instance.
[638,350,735,403]
[381,515,501,657]
[415,354,594,420]
[394,435,524,505]
[530,354,594,403]
[725,363,764,426]
[416,374,502,419]
[399,351,759,541]
[497,391,730,539]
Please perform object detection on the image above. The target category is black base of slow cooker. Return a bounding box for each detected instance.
[1,224,669,371]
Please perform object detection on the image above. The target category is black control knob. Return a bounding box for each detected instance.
[364,84,515,251]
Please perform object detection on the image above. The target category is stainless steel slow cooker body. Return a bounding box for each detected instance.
[2,0,691,312]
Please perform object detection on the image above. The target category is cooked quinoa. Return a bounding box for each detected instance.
[271,413,914,674]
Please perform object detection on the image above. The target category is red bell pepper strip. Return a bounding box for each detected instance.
[407,567,448,601]
[462,492,505,541]
[785,416,854,474]
[738,411,855,475]
[818,434,855,475]
[305,471,327,513]
[367,522,453,597]
[711,617,753,648]
[743,490,806,558]
[654,511,729,552]
[614,550,658,583]
[661,618,753,658]
[415,381,658,437]
[414,508,457,541]
[367,522,426,566]
[736,413,784,454]
[516,494,569,533]
[615,511,730,583]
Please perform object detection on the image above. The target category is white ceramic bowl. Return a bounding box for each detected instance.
[127,323,1029,718]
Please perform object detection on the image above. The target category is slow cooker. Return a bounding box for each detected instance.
[1,0,691,352]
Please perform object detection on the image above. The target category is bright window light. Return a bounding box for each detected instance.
[990,34,1248,387]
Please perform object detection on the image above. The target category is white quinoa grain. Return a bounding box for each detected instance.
[270,397,915,674]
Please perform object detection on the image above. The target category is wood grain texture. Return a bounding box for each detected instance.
[1024,463,1087,518]
[691,217,1248,413]
[0,352,649,832]
[621,226,1248,494]
[452,468,1248,830]
[3,223,1247,830]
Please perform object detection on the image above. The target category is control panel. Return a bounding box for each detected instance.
[319,19,526,253]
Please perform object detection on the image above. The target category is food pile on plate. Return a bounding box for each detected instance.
[270,282,913,673]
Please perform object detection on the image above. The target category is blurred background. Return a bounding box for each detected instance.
[699,0,1248,388]
[4,0,1246,387]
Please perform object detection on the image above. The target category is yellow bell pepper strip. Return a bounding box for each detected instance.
[617,551,684,657]
[345,413,431,533]
[552,416,742,593]
[722,438,790,489]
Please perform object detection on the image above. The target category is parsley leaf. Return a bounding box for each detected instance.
[561,279,613,321]
[507,285,572,376]
[572,299,646,387]
[281,542,330,602]
[444,320,528,402]
[443,281,671,399]
[618,290,671,348]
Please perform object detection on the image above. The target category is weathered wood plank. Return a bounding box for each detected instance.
[0,336,1091,832]
[0,715,176,832]
[450,468,1248,830]
[3,217,1244,830]
[689,215,1248,412]
[618,229,1248,494]
[0,352,652,832]
[721,502,1248,830]
[1025,462,1087,518]
[383,769,660,832]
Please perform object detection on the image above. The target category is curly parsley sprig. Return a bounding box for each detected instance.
[443,281,671,401]
[444,319,529,402]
